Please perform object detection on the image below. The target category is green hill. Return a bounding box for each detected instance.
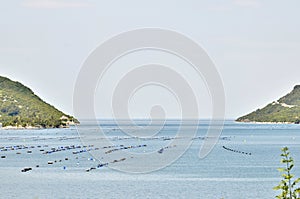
[0,76,78,128]
[236,85,300,124]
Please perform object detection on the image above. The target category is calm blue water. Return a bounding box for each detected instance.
[1,120,300,199]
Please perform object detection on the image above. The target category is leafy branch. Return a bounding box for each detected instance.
[274,147,300,199]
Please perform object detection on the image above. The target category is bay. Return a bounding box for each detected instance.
[0,120,300,199]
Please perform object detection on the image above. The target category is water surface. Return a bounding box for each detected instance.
[1,120,300,199]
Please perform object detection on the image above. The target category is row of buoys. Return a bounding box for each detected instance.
[21,164,66,172]
[42,145,94,155]
[47,157,69,165]
[32,136,79,141]
[86,158,127,172]
[105,144,147,154]
[67,144,146,156]
[0,137,144,173]
[1,140,101,173]
[58,136,80,141]
[220,137,231,140]
[110,136,178,142]
[111,158,126,163]
[72,148,91,155]
[192,137,205,140]
[1,145,28,151]
[0,144,48,152]
[158,145,177,154]
[222,146,252,155]
[86,167,96,172]
[103,144,124,149]
[97,163,109,168]
[192,136,231,141]
[40,143,135,156]
[111,137,143,141]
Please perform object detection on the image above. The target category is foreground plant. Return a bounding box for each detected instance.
[274,147,300,199]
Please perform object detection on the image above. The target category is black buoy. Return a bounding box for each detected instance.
[1,155,6,159]
[158,148,164,154]
[21,168,32,172]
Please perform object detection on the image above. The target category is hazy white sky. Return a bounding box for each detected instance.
[0,0,299,119]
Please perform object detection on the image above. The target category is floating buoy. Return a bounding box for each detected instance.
[86,167,96,172]
[21,168,32,172]
[97,163,108,168]
[158,148,164,154]
[1,156,6,159]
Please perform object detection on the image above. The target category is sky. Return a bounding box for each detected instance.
[0,0,299,120]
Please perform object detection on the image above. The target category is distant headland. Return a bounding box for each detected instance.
[0,76,79,129]
[236,85,300,124]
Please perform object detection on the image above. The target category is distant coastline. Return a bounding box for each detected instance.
[0,121,77,130]
[236,85,300,124]
[0,125,40,130]
[236,120,297,125]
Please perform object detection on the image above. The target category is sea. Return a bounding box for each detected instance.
[0,120,300,199]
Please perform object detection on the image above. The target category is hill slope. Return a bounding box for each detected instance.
[236,85,300,124]
[0,76,78,128]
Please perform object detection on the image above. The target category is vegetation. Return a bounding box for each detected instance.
[274,147,300,199]
[0,76,78,128]
[237,85,300,123]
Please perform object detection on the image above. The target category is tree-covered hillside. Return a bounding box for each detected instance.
[236,85,300,123]
[0,76,78,128]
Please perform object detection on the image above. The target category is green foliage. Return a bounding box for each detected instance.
[274,147,300,199]
[279,86,300,106]
[237,85,300,123]
[0,76,78,128]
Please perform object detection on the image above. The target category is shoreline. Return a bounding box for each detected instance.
[235,120,297,124]
[1,126,40,130]
[0,125,76,130]
[0,121,78,130]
